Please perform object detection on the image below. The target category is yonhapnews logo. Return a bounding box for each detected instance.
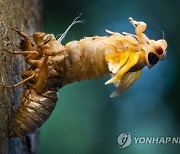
[117,132,180,149]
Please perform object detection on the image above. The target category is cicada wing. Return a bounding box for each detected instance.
[110,71,141,97]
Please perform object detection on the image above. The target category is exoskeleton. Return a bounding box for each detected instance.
[5,17,167,137]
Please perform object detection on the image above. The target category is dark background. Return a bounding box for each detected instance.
[40,0,180,153]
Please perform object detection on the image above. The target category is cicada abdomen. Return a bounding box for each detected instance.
[6,17,167,137]
[12,89,57,136]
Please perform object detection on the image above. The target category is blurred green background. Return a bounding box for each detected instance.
[40,0,180,153]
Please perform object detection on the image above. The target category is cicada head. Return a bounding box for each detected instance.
[33,32,56,46]
[144,39,167,68]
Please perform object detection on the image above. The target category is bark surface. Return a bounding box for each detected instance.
[0,0,43,153]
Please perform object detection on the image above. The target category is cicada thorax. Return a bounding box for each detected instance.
[60,36,122,85]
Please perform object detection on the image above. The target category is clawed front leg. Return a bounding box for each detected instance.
[129,17,147,34]
[12,29,29,40]
[129,17,150,44]
[12,29,36,51]
[3,49,38,55]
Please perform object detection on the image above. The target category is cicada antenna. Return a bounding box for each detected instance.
[162,30,165,40]
[57,13,85,42]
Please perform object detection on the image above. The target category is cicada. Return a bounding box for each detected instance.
[4,17,167,136]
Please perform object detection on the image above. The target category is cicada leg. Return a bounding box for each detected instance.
[3,49,38,55]
[12,29,29,40]
[3,48,43,68]
[129,17,150,44]
[12,29,37,52]
[129,17,147,34]
[21,70,36,77]
[105,29,116,35]
[4,73,35,88]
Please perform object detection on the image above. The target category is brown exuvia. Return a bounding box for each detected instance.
[5,17,167,137]
[7,29,112,137]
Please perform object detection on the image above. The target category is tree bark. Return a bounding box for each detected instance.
[0,0,43,153]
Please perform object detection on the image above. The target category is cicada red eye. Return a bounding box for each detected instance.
[156,46,163,55]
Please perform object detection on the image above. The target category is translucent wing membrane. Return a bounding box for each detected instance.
[105,50,143,96]
[110,71,141,97]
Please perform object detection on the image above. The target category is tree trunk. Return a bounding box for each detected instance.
[0,0,43,153]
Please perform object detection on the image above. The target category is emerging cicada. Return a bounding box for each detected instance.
[5,17,167,137]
